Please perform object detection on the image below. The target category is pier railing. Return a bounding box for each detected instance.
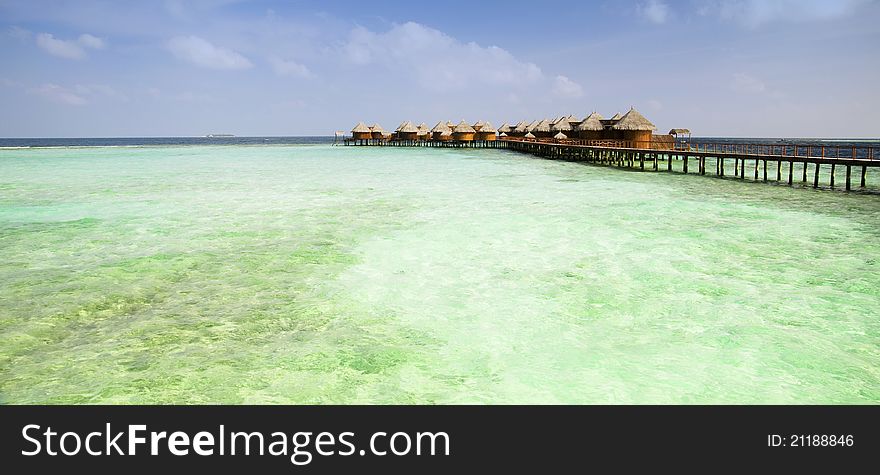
[499,137,878,161]
[678,143,876,160]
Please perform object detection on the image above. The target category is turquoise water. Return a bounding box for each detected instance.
[1,145,878,404]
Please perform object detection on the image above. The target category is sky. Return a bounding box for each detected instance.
[1,0,878,137]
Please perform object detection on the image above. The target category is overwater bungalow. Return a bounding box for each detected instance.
[477,121,497,141]
[531,119,553,138]
[351,122,372,140]
[576,112,604,140]
[525,119,541,133]
[344,105,672,150]
[417,122,430,141]
[453,120,476,141]
[431,121,452,141]
[370,123,386,140]
[511,121,529,137]
[396,121,419,141]
[551,117,573,134]
[611,107,656,148]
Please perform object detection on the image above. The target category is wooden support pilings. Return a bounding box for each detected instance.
[348,139,875,193]
[846,165,851,191]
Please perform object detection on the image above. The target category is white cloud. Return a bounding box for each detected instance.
[342,22,544,92]
[167,35,253,70]
[700,0,870,27]
[34,32,107,59]
[730,73,766,93]
[78,33,106,49]
[552,75,584,98]
[637,0,671,24]
[269,56,312,78]
[28,83,88,105]
[36,33,86,59]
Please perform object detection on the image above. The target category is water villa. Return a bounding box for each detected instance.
[452,120,476,142]
[343,107,877,191]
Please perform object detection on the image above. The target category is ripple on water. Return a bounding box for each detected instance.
[0,145,878,403]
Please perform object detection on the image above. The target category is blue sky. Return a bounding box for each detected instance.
[1,0,878,137]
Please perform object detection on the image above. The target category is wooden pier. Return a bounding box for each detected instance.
[344,137,878,191]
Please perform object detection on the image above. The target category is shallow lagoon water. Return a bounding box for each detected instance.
[0,145,878,404]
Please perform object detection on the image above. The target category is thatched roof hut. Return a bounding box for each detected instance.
[499,132,508,137]
[524,132,536,139]
[531,119,553,137]
[446,120,455,128]
[612,108,656,147]
[416,122,430,139]
[396,121,419,141]
[575,112,604,139]
[512,121,529,135]
[369,123,386,139]
[612,108,656,131]
[431,121,452,141]
[525,119,541,132]
[498,123,512,134]
[554,131,567,140]
[577,112,604,131]
[476,121,497,141]
[669,128,690,135]
[453,120,475,133]
[472,120,486,132]
[396,121,418,133]
[551,118,572,132]
[610,112,622,120]
[351,121,372,140]
[452,120,476,141]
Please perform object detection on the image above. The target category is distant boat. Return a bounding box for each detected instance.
[205,134,235,138]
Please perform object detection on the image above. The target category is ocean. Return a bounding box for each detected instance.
[1,139,878,403]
